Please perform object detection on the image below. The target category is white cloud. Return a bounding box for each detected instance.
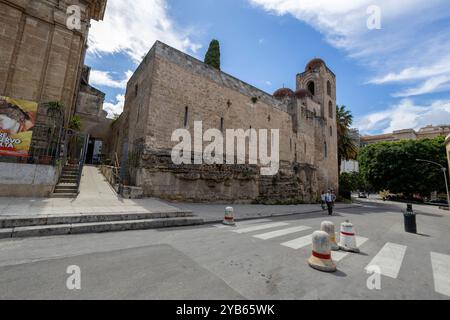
[249,0,450,98]
[90,70,133,89]
[88,0,201,63]
[355,99,450,134]
[393,76,450,98]
[103,94,125,118]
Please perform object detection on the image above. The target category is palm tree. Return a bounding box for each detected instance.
[336,105,358,172]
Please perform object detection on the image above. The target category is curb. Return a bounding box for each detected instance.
[0,217,204,239]
[202,204,362,224]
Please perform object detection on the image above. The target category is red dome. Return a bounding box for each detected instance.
[294,89,313,99]
[273,88,294,99]
[306,58,326,71]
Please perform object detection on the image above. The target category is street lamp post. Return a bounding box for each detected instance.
[416,159,450,212]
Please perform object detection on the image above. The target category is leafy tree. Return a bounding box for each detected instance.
[336,105,358,172]
[204,39,221,70]
[358,137,448,198]
[68,115,82,132]
[339,172,372,199]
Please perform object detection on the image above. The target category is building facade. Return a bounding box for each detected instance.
[0,0,107,197]
[110,42,338,203]
[0,0,107,123]
[361,125,450,146]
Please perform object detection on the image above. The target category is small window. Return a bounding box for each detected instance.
[327,80,332,96]
[330,126,333,137]
[184,107,189,127]
[307,81,315,96]
[135,84,139,97]
[220,117,224,132]
[329,101,334,119]
[324,142,328,158]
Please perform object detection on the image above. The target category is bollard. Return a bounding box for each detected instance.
[404,203,417,234]
[320,221,339,251]
[223,207,236,226]
[339,220,360,253]
[308,231,337,272]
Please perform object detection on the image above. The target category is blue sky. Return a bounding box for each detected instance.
[85,0,450,135]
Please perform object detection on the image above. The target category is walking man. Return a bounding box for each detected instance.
[325,189,336,216]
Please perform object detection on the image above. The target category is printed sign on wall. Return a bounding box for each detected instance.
[0,96,37,157]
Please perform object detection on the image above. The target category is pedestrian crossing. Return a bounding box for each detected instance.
[365,243,407,279]
[213,219,450,297]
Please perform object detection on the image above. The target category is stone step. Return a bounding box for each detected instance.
[0,211,194,228]
[53,188,78,194]
[51,193,78,198]
[61,173,79,177]
[0,217,204,239]
[59,179,78,184]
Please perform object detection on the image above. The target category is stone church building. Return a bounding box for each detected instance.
[111,41,338,203]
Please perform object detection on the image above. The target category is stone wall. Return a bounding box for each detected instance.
[0,162,58,197]
[0,0,106,124]
[113,41,339,203]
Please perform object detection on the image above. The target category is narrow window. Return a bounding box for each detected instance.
[330,126,333,137]
[135,84,139,97]
[184,107,189,127]
[329,101,334,119]
[307,81,315,96]
[327,80,332,96]
[220,117,224,132]
[324,142,328,158]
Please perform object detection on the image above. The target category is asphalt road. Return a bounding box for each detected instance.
[0,201,449,300]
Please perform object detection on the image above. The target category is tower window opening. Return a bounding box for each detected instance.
[329,101,334,119]
[307,81,315,96]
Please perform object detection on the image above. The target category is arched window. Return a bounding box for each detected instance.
[329,101,334,119]
[307,81,315,96]
[327,81,332,96]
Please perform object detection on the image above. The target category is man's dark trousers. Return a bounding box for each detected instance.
[327,202,333,216]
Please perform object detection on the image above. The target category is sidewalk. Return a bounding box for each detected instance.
[170,202,360,223]
[0,166,359,222]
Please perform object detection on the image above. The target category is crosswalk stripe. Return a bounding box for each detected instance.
[332,237,369,262]
[281,234,312,250]
[431,252,450,297]
[232,222,290,234]
[213,219,272,228]
[253,226,312,240]
[365,243,407,279]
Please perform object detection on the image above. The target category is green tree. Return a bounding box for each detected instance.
[336,105,358,172]
[358,137,448,198]
[204,39,221,70]
[68,115,82,132]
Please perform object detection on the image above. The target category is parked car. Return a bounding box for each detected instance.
[427,199,449,205]
[358,192,368,198]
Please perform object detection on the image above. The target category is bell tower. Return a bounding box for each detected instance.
[296,58,338,191]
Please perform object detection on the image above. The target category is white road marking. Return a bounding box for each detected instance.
[253,226,312,240]
[365,243,407,279]
[213,219,272,228]
[332,237,369,262]
[281,234,312,250]
[232,222,290,234]
[431,252,450,297]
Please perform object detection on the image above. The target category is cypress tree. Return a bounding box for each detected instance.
[204,39,221,70]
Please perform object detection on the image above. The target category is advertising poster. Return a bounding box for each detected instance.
[0,96,37,157]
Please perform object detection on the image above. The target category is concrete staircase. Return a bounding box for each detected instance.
[52,164,80,198]
[0,211,203,239]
